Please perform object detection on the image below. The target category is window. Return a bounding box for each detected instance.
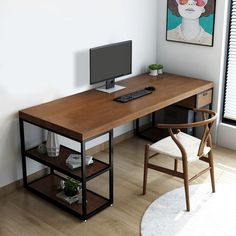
[223,0,236,125]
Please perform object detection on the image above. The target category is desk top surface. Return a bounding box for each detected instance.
[19,73,213,141]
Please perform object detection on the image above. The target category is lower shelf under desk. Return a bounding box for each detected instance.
[137,126,168,142]
[136,105,195,142]
[27,174,111,220]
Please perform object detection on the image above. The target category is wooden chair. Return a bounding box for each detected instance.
[142,108,217,211]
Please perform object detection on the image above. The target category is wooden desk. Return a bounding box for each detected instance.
[19,73,213,220]
[20,73,213,141]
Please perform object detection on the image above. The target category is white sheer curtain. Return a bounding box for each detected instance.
[224,0,236,122]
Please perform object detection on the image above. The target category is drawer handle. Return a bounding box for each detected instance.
[202,92,208,96]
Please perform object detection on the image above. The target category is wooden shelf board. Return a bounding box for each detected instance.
[28,174,109,216]
[26,145,109,180]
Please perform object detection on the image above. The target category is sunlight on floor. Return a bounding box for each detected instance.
[217,163,236,173]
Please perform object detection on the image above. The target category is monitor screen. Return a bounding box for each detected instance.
[90,40,132,86]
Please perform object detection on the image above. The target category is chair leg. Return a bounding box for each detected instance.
[174,159,178,171]
[208,150,216,193]
[143,144,150,195]
[182,159,190,211]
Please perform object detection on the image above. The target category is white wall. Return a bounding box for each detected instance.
[0,0,158,188]
[218,124,236,150]
[156,0,229,144]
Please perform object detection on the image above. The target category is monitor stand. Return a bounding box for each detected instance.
[96,84,125,94]
[96,79,125,93]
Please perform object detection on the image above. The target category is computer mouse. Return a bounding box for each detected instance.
[145,86,156,91]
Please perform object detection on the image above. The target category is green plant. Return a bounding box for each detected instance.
[149,64,163,70]
[64,178,81,196]
[149,64,158,70]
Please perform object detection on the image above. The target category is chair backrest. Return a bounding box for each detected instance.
[196,109,217,156]
[156,109,217,157]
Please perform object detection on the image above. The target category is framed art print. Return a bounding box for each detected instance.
[166,0,216,47]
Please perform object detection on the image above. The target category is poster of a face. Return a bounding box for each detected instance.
[166,0,216,46]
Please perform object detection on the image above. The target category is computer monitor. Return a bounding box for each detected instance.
[90,40,132,93]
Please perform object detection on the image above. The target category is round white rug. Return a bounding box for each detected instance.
[141,184,236,236]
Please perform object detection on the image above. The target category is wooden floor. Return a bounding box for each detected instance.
[0,137,236,236]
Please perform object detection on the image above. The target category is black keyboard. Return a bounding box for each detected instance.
[114,89,153,103]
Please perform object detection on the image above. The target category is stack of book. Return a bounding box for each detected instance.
[56,190,82,204]
[65,154,93,170]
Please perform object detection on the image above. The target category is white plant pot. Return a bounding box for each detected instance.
[46,131,60,157]
[158,69,163,74]
[149,69,158,76]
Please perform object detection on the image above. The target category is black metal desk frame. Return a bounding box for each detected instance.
[19,118,113,221]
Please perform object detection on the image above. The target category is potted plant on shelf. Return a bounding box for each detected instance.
[148,64,164,76]
[64,178,81,197]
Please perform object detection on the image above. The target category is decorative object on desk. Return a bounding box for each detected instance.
[64,177,81,197]
[157,64,163,74]
[37,143,47,155]
[66,154,93,170]
[148,64,158,76]
[166,0,216,47]
[141,184,236,236]
[148,64,163,76]
[46,131,60,157]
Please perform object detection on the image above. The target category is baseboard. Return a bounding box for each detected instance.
[0,130,134,198]
[0,168,48,198]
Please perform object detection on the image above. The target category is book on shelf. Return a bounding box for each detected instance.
[65,154,94,170]
[56,191,82,204]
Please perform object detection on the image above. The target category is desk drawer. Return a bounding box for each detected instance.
[176,89,212,108]
[196,89,212,108]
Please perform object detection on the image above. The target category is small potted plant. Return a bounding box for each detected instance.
[148,64,164,76]
[64,178,81,197]
[149,64,158,76]
[156,64,163,74]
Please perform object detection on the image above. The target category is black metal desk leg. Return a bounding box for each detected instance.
[109,130,114,204]
[135,119,140,136]
[81,141,87,220]
[152,112,156,127]
[19,118,27,187]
